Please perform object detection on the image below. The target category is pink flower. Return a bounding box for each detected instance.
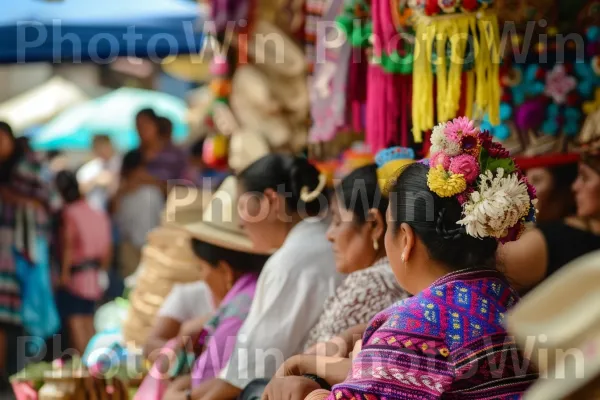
[544,65,577,104]
[449,154,480,183]
[457,187,474,205]
[444,117,478,143]
[430,151,451,169]
[521,176,537,198]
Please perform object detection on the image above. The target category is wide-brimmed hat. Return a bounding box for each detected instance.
[182,176,267,254]
[507,250,600,400]
[246,19,306,78]
[229,128,270,174]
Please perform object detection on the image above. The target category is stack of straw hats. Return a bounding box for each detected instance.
[122,186,212,347]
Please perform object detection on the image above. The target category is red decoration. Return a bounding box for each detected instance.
[566,93,579,106]
[425,0,441,15]
[535,67,546,80]
[461,0,479,11]
[501,91,512,103]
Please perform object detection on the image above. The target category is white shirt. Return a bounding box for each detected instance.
[219,219,344,389]
[157,281,215,323]
[76,156,121,211]
[116,184,165,249]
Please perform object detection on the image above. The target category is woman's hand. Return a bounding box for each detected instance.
[262,376,321,400]
[163,375,191,400]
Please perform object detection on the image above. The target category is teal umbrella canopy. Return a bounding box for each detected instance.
[32,88,189,151]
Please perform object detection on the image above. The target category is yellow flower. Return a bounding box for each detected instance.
[427,165,467,198]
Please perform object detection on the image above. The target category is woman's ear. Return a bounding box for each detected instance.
[263,188,281,216]
[217,260,235,289]
[367,208,385,242]
[399,222,415,262]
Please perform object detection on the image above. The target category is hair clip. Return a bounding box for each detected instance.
[300,173,327,203]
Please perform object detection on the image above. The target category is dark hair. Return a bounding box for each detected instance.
[55,170,82,204]
[238,154,326,216]
[47,150,63,161]
[335,164,388,225]
[191,238,268,274]
[190,138,206,158]
[0,121,23,183]
[157,116,173,139]
[136,108,157,121]
[549,162,579,192]
[121,150,144,177]
[388,163,498,271]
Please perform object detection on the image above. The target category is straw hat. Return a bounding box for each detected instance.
[246,19,306,78]
[229,128,270,174]
[182,176,267,254]
[506,250,600,400]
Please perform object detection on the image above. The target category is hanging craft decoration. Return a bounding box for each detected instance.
[409,0,501,142]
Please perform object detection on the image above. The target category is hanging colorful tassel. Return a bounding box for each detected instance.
[410,0,501,141]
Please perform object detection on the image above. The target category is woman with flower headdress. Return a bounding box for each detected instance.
[264,117,539,400]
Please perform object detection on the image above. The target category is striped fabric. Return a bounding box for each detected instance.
[0,153,49,326]
[328,269,538,400]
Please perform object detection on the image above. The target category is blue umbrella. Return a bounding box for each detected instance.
[32,88,189,151]
[0,0,205,63]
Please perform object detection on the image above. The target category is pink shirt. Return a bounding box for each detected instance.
[63,199,111,264]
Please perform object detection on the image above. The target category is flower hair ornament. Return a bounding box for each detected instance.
[428,117,537,243]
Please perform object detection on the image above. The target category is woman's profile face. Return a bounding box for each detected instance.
[237,183,277,253]
[0,130,15,161]
[526,167,555,222]
[135,115,160,146]
[572,163,600,219]
[326,195,375,274]
[196,257,229,306]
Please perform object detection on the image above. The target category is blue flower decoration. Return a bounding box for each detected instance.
[587,26,600,42]
[480,102,513,141]
[510,65,545,105]
[541,104,581,137]
[575,62,600,99]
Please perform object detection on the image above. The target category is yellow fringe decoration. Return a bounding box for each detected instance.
[411,12,501,142]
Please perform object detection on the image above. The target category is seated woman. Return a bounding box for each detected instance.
[137,177,270,400]
[264,119,539,399]
[304,164,410,352]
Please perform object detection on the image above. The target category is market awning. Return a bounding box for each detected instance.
[31,87,189,151]
[0,0,206,64]
[0,76,92,132]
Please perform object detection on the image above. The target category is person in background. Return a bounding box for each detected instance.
[134,109,186,185]
[189,154,344,400]
[502,146,600,292]
[519,156,579,223]
[184,138,229,190]
[76,134,121,212]
[54,171,111,355]
[114,150,165,278]
[0,121,50,386]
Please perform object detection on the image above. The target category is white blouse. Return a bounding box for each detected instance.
[219,219,344,389]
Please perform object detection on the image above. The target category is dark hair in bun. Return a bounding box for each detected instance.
[388,163,498,271]
[238,154,327,216]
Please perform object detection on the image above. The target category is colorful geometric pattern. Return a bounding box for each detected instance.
[328,269,538,400]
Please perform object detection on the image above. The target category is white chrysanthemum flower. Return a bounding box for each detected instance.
[431,123,447,147]
[444,140,462,156]
[457,169,531,239]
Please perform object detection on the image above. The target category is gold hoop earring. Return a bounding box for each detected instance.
[373,239,379,251]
